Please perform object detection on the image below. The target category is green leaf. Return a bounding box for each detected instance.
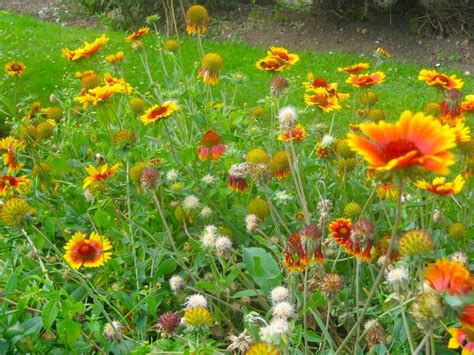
[231,289,264,298]
[57,319,81,346]
[155,258,177,277]
[242,247,282,292]
[42,300,59,331]
[21,317,43,336]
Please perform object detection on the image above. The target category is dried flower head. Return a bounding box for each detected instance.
[272,301,295,319]
[158,312,181,334]
[215,236,233,258]
[245,214,260,233]
[227,330,254,354]
[320,273,344,297]
[185,294,208,309]
[271,286,289,304]
[364,319,386,348]
[169,275,184,294]
[140,166,160,190]
[410,292,445,330]
[278,106,297,130]
[102,321,123,343]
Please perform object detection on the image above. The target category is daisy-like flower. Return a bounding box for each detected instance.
[197,130,226,161]
[328,218,352,247]
[267,46,300,67]
[5,61,26,77]
[106,51,125,64]
[125,27,150,42]
[278,124,306,142]
[347,110,457,174]
[256,56,286,73]
[0,175,30,196]
[451,121,471,143]
[337,63,369,74]
[64,231,112,269]
[346,71,385,88]
[62,34,109,61]
[0,136,24,174]
[415,175,465,195]
[256,46,299,73]
[304,87,342,112]
[447,328,474,355]
[83,163,121,190]
[461,95,474,113]
[425,259,473,295]
[186,5,209,35]
[140,101,179,125]
[75,84,130,108]
[418,69,464,90]
[198,53,223,85]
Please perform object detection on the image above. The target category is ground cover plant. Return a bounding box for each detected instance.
[0,5,473,354]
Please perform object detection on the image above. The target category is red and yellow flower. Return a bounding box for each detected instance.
[0,175,30,196]
[448,327,474,355]
[415,175,465,195]
[418,69,464,90]
[4,61,26,77]
[256,46,299,73]
[304,87,342,112]
[62,34,109,61]
[83,163,121,190]
[346,71,385,88]
[75,83,130,108]
[106,51,125,64]
[278,124,306,142]
[197,130,226,161]
[0,136,24,173]
[376,183,398,200]
[425,259,473,295]
[337,63,369,74]
[461,95,474,113]
[139,101,179,125]
[186,5,209,35]
[125,27,150,42]
[284,226,323,272]
[347,110,457,174]
[328,218,352,247]
[198,53,223,85]
[64,231,112,269]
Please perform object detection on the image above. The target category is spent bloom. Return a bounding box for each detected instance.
[272,302,295,319]
[169,275,184,294]
[278,106,297,130]
[385,267,409,287]
[185,294,208,309]
[166,169,178,181]
[183,195,200,210]
[245,214,260,233]
[215,236,233,258]
[271,286,289,304]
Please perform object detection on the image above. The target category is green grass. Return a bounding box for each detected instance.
[1,10,472,116]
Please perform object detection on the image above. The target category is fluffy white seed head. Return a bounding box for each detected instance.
[271,286,289,304]
[185,294,208,309]
[245,214,260,233]
[169,275,184,294]
[385,267,409,287]
[199,206,213,218]
[272,301,295,319]
[166,169,178,181]
[202,174,215,185]
[215,236,233,258]
[278,106,297,130]
[183,195,199,210]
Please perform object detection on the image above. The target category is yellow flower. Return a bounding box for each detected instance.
[0,197,35,226]
[5,61,26,76]
[183,307,214,327]
[246,342,279,355]
[346,71,385,88]
[418,69,464,90]
[64,231,112,269]
[0,176,30,197]
[140,101,179,125]
[415,175,465,195]
[337,63,369,73]
[106,51,125,64]
[74,81,131,108]
[198,53,223,85]
[83,163,121,189]
[125,27,150,42]
[62,34,109,61]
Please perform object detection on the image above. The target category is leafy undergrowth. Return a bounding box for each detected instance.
[0,8,473,355]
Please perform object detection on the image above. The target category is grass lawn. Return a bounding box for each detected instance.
[0,9,473,354]
[1,11,472,115]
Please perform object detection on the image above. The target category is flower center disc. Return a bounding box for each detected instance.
[78,243,98,260]
[382,139,418,161]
